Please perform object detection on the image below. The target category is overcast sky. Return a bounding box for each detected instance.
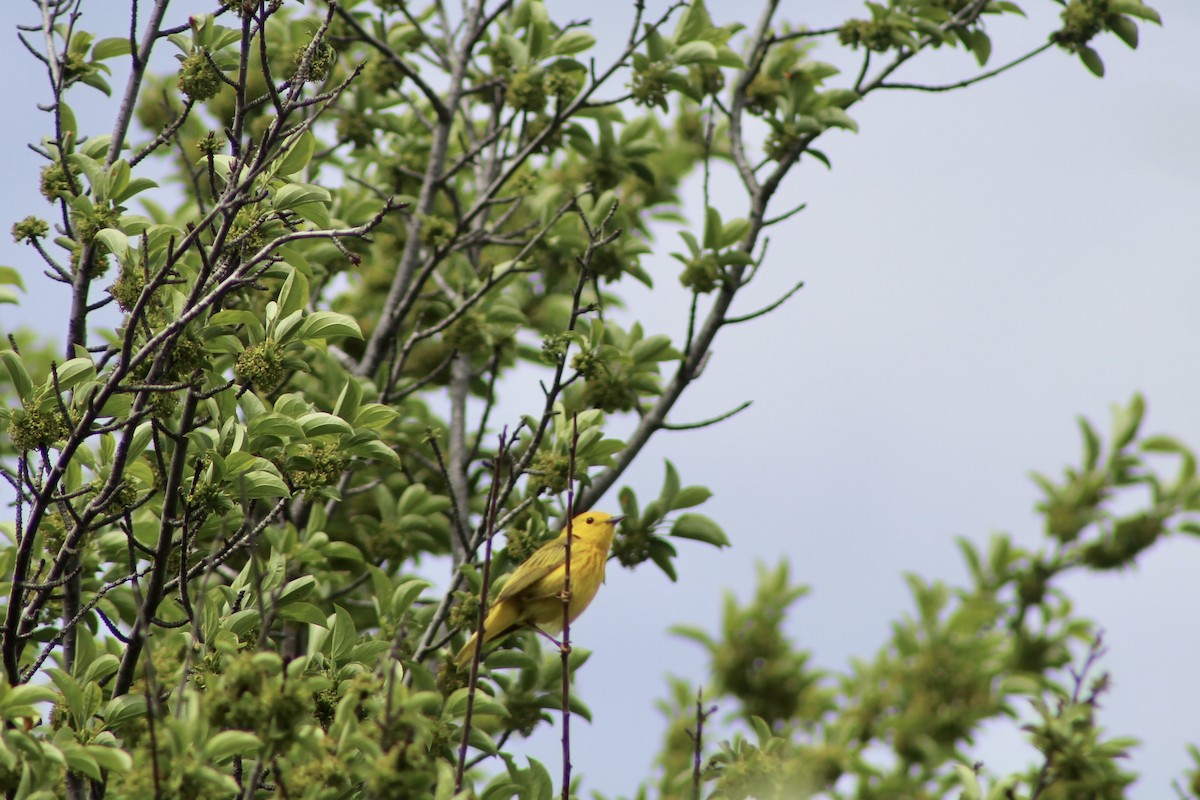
[2,1,1199,797]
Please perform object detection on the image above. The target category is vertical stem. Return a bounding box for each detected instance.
[692,688,714,800]
[455,429,508,792]
[113,388,200,696]
[67,0,172,353]
[561,412,579,800]
[447,355,474,563]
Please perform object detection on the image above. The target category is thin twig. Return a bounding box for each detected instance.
[662,401,753,432]
[878,43,1054,92]
[560,413,579,800]
[455,430,508,792]
[691,689,717,800]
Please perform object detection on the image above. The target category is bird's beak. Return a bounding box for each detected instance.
[610,515,625,525]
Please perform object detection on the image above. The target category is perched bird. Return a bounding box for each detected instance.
[455,511,623,667]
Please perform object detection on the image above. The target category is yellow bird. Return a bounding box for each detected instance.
[455,511,623,667]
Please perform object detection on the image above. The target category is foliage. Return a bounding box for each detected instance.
[657,396,1200,799]
[0,0,1183,798]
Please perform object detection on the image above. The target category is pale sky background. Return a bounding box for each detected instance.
[2,1,1199,797]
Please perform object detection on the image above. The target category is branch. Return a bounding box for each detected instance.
[560,414,579,800]
[454,431,507,791]
[662,401,753,432]
[723,279,805,325]
[330,4,450,121]
[877,42,1055,92]
[768,26,841,43]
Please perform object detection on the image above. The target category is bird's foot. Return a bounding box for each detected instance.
[532,625,563,649]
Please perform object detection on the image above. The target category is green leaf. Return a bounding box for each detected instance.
[92,37,133,60]
[275,130,316,176]
[83,744,130,774]
[343,436,400,464]
[0,266,24,291]
[551,30,595,56]
[248,413,305,440]
[330,605,357,664]
[953,764,982,800]
[1,685,59,721]
[278,602,329,626]
[298,412,354,437]
[535,690,593,722]
[987,776,1022,800]
[469,727,500,755]
[660,460,681,509]
[101,695,146,729]
[678,230,701,257]
[481,650,537,670]
[648,537,678,581]
[353,403,399,430]
[295,311,362,342]
[670,513,729,547]
[273,182,331,213]
[1108,15,1139,48]
[63,747,102,780]
[68,153,105,191]
[820,88,860,109]
[236,470,291,499]
[1141,434,1188,454]
[277,269,309,319]
[277,574,317,604]
[445,688,506,718]
[1112,393,1144,448]
[672,485,712,510]
[630,334,677,363]
[93,229,130,260]
[1107,0,1161,23]
[965,29,992,67]
[112,177,158,205]
[715,46,746,69]
[998,673,1044,696]
[702,206,721,250]
[48,670,84,722]
[333,378,363,423]
[226,609,261,636]
[673,40,718,65]
[749,715,772,746]
[0,350,34,401]
[204,731,262,763]
[814,107,859,133]
[6,684,60,707]
[322,541,363,561]
[53,357,96,391]
[645,26,668,62]
[526,757,554,800]
[80,654,120,685]
[719,218,750,249]
[807,148,832,169]
[669,624,716,650]
[391,579,431,619]
[1079,46,1105,77]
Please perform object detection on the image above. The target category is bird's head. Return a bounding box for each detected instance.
[569,511,623,547]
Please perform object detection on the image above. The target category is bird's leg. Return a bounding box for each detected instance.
[530,625,569,654]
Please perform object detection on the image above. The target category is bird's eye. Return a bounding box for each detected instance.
[585,516,594,524]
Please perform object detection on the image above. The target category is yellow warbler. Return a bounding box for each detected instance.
[455,511,623,666]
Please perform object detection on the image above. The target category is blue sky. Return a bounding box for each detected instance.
[2,0,1199,796]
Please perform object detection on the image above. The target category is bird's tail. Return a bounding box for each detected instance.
[454,600,520,667]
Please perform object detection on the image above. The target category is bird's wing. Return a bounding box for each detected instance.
[494,535,570,603]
